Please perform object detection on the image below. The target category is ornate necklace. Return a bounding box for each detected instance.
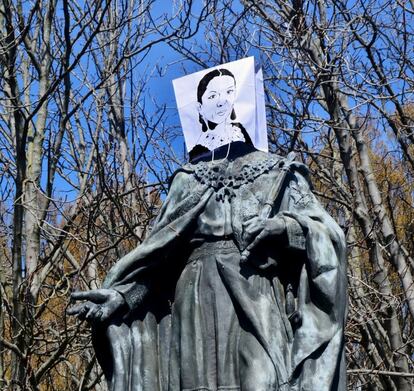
[192,157,281,201]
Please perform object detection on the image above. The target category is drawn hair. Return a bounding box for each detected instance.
[197,68,236,132]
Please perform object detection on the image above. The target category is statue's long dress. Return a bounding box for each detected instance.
[93,143,347,391]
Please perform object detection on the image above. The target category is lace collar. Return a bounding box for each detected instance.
[192,156,281,201]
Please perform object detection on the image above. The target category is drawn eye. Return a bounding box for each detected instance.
[227,89,234,95]
[208,93,217,100]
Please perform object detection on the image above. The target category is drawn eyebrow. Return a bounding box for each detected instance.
[207,90,217,94]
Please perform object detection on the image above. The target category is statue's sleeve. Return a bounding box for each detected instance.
[282,169,347,389]
[284,215,306,251]
[103,170,212,311]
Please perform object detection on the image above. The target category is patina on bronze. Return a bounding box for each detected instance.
[69,141,347,391]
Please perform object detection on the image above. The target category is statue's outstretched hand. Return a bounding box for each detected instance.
[67,289,126,323]
[241,215,287,262]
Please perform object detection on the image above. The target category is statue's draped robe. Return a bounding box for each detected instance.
[93,145,347,391]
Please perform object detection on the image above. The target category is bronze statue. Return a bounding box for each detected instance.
[69,141,347,390]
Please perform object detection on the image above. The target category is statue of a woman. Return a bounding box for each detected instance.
[69,140,347,391]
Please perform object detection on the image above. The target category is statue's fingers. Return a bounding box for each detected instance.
[242,216,258,226]
[68,303,91,321]
[241,228,271,262]
[77,304,91,320]
[240,250,250,263]
[95,308,104,321]
[71,291,94,301]
[243,217,264,229]
[85,305,101,320]
[241,236,261,261]
[244,221,260,233]
[243,220,266,245]
[71,289,107,303]
[99,308,111,322]
[247,225,264,240]
[245,230,267,253]
[67,303,88,316]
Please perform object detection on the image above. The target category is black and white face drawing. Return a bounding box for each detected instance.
[190,68,251,159]
[173,57,268,160]
[197,69,237,127]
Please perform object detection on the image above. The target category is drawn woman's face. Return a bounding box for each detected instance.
[198,75,236,124]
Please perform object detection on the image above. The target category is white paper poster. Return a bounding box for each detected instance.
[173,57,268,158]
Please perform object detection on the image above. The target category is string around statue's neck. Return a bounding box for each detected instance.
[211,124,231,164]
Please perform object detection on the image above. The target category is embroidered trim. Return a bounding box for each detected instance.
[188,240,239,263]
[289,182,312,209]
[192,158,281,201]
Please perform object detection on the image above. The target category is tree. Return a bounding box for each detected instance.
[0,0,206,389]
[1,0,413,389]
[167,0,414,389]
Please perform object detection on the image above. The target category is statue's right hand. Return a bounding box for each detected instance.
[67,289,126,323]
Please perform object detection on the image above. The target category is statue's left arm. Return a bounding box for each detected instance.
[241,164,347,389]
